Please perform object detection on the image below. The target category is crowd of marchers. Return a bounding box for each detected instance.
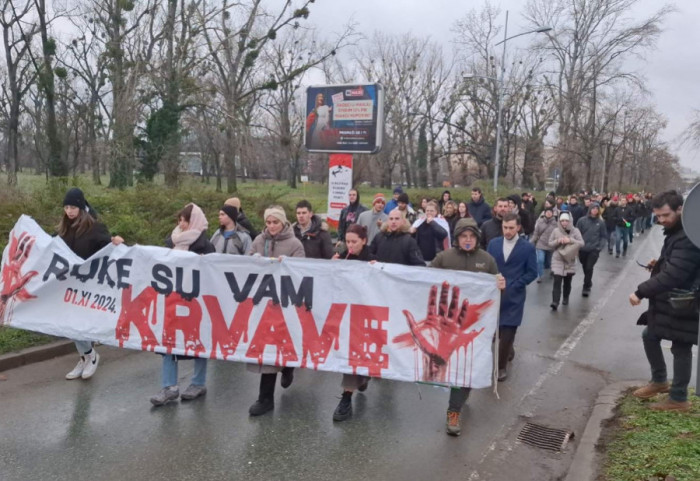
[52,184,700,438]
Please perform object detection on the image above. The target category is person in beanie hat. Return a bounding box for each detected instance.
[576,202,607,297]
[247,205,305,416]
[384,186,404,214]
[210,204,252,255]
[59,188,124,381]
[357,193,388,245]
[224,197,258,239]
[397,192,417,225]
[431,218,505,435]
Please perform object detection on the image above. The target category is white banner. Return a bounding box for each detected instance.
[1,216,500,388]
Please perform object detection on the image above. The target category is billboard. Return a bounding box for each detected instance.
[304,83,384,154]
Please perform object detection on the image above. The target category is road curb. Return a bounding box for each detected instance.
[0,340,75,372]
[564,380,643,481]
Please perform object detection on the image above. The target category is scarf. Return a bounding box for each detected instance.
[171,203,208,251]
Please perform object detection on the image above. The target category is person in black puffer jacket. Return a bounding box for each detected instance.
[370,209,425,266]
[59,188,124,382]
[629,191,700,411]
[292,200,333,259]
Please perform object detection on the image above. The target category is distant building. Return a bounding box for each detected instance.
[179,152,202,175]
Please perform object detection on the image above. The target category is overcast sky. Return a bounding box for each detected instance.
[303,0,700,171]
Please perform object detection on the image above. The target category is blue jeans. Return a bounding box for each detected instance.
[74,340,92,355]
[536,249,552,278]
[162,355,207,388]
[634,217,644,233]
[606,228,616,252]
[615,226,628,254]
[642,327,692,402]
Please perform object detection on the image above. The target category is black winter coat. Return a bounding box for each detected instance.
[293,215,334,259]
[468,198,492,227]
[480,217,503,249]
[621,205,636,223]
[576,214,607,252]
[370,230,425,266]
[413,219,447,262]
[60,222,112,260]
[569,204,585,226]
[346,245,376,261]
[236,211,259,239]
[165,231,216,254]
[635,221,700,344]
[602,205,619,232]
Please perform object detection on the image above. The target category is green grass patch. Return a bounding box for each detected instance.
[0,327,54,355]
[602,391,700,481]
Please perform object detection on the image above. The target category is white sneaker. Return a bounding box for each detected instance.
[65,357,86,380]
[81,350,100,379]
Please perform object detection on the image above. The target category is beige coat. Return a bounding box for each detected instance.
[548,223,584,276]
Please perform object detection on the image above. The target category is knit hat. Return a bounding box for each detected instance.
[264,205,288,226]
[221,205,238,223]
[453,218,481,246]
[397,193,409,204]
[393,186,404,194]
[63,188,87,211]
[559,212,572,222]
[225,197,241,209]
[372,193,386,205]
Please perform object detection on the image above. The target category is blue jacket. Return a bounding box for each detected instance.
[468,197,492,227]
[487,236,538,327]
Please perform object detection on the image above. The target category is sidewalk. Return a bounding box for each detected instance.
[0,340,74,373]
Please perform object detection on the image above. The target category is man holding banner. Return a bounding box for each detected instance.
[431,218,505,436]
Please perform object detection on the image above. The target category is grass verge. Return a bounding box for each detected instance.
[601,390,700,481]
[0,327,54,355]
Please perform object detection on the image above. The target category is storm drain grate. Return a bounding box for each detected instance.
[517,422,574,452]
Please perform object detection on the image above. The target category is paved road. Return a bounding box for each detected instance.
[1,227,696,481]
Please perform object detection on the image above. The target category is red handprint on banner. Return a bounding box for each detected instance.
[1,231,38,325]
[393,282,492,383]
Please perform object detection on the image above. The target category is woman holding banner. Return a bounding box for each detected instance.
[150,203,215,406]
[247,205,305,416]
[331,224,376,421]
[60,188,123,381]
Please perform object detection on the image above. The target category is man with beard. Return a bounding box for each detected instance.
[629,190,700,412]
[480,198,510,248]
[370,209,425,266]
[487,213,538,381]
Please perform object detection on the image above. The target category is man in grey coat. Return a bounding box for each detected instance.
[576,203,607,297]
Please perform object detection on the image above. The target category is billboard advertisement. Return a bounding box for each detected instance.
[304,83,384,154]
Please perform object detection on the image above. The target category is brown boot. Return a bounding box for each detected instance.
[632,382,670,399]
[649,398,691,412]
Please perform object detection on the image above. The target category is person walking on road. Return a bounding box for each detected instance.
[549,212,584,310]
[629,190,700,412]
[530,207,557,282]
[487,213,538,381]
[330,224,377,422]
[151,203,215,406]
[615,197,631,258]
[576,203,607,297]
[432,218,505,436]
[370,209,425,266]
[247,206,306,416]
[60,188,124,381]
[602,197,619,255]
[410,201,448,263]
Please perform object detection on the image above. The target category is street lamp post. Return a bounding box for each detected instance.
[489,11,552,194]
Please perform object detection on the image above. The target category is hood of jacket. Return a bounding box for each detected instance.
[263,222,295,241]
[293,215,327,237]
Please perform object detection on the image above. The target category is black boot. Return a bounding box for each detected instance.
[280,367,294,388]
[249,373,276,416]
[333,391,353,422]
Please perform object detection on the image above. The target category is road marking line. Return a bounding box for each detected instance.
[468,229,658,480]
